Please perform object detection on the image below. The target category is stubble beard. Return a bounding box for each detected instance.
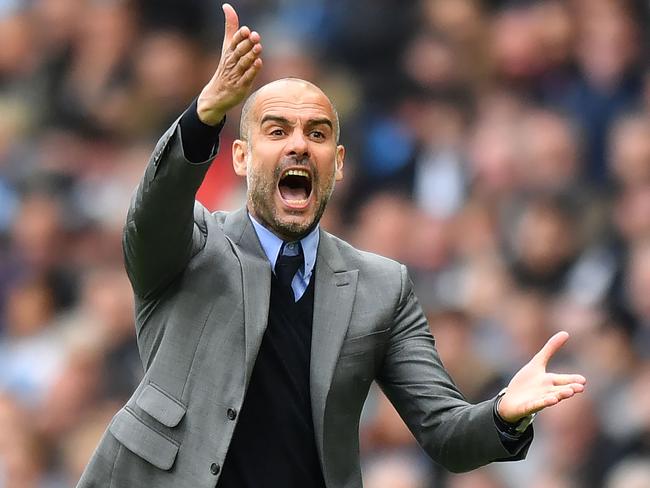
[246,156,335,240]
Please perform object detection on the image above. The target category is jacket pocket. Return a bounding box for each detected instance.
[108,407,180,471]
[136,382,187,428]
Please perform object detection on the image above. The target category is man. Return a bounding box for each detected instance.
[78,4,586,487]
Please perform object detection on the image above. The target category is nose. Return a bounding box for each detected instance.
[285,128,309,158]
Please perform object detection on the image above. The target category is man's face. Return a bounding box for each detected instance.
[232,80,344,240]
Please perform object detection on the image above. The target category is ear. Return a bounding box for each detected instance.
[335,145,345,181]
[232,139,248,176]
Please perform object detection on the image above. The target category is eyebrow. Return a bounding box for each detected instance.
[260,115,290,127]
[260,115,333,131]
[306,118,334,131]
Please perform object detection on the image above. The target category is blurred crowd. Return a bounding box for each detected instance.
[1,0,650,486]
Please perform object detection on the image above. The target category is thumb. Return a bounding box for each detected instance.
[221,3,239,50]
[535,331,570,367]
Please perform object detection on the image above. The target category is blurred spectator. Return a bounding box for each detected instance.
[363,453,429,488]
[609,112,650,187]
[124,29,207,138]
[576,306,640,440]
[427,309,502,401]
[618,363,650,462]
[626,238,650,356]
[518,107,583,194]
[58,403,122,486]
[605,458,650,488]
[532,393,615,487]
[0,394,50,488]
[508,197,580,294]
[489,2,548,85]
[545,0,643,184]
[467,94,524,201]
[499,289,552,366]
[1,0,649,486]
[0,277,65,407]
[447,468,505,488]
[401,92,469,219]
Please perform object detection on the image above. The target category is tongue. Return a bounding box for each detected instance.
[279,184,308,201]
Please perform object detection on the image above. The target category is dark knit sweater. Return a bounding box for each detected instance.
[218,273,326,487]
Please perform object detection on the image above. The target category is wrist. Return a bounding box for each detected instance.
[196,106,226,127]
[196,93,228,127]
[496,388,521,424]
[495,388,536,435]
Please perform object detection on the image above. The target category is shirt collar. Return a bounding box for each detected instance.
[248,214,319,279]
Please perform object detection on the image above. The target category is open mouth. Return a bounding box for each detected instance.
[278,168,312,206]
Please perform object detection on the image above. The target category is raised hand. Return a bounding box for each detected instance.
[497,331,587,423]
[197,3,263,126]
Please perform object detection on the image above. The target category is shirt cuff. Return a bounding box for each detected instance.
[179,98,226,163]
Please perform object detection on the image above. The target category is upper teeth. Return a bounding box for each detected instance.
[285,169,309,178]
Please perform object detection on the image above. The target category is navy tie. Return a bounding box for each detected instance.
[275,242,304,291]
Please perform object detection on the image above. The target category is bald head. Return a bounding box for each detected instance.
[239,78,340,143]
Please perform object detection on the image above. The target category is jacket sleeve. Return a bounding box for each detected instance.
[122,106,225,300]
[375,265,532,473]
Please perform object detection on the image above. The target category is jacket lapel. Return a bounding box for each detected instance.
[223,208,272,385]
[310,231,358,470]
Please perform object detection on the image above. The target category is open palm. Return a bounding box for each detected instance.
[497,331,587,423]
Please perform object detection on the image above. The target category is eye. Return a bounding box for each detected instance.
[310,130,325,139]
[269,128,285,136]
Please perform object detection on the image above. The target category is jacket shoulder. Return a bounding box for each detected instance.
[322,232,405,279]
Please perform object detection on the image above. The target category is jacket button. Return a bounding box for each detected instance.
[210,463,220,475]
[227,408,237,420]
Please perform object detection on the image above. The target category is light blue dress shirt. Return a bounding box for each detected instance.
[249,215,319,301]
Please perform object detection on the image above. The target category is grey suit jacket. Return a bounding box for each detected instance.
[77,119,530,488]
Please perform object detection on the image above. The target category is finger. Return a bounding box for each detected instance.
[233,37,258,60]
[239,58,263,86]
[555,386,580,399]
[525,396,559,414]
[228,26,251,52]
[546,383,584,395]
[235,45,263,72]
[544,384,584,402]
[538,395,561,410]
[221,3,239,50]
[525,384,585,414]
[569,383,585,393]
[535,331,570,367]
[547,383,584,394]
[249,30,261,44]
[550,373,587,386]
[527,390,570,413]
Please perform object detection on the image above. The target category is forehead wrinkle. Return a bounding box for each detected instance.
[244,80,341,142]
[259,112,333,124]
[260,102,332,111]
[260,115,334,135]
[254,89,335,115]
[256,106,334,131]
[256,101,334,117]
